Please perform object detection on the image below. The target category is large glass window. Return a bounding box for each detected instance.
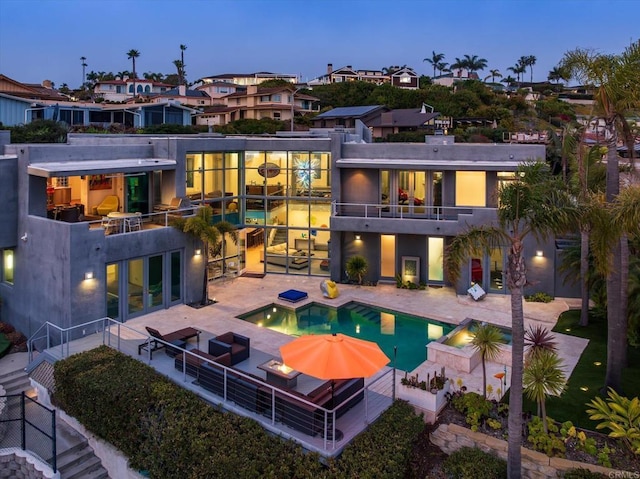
[106,263,119,319]
[2,249,14,284]
[455,171,486,207]
[428,237,444,282]
[380,235,396,277]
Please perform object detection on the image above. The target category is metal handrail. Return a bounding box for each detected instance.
[332,201,491,220]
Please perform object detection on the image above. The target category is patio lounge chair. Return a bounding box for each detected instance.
[208,332,250,365]
[138,326,201,359]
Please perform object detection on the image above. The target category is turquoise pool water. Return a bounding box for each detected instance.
[237,301,457,371]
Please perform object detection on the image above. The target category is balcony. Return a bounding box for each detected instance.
[332,201,495,220]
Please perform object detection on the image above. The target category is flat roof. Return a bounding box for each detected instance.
[27,158,176,177]
[336,158,522,170]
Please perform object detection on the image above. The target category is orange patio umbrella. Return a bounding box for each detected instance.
[279,333,390,380]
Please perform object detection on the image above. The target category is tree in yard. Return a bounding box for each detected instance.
[560,40,640,393]
[523,349,567,433]
[523,55,537,83]
[470,323,505,399]
[484,69,502,83]
[172,207,220,306]
[180,44,187,85]
[127,49,141,97]
[346,255,368,285]
[508,60,526,84]
[212,220,238,274]
[445,161,576,478]
[173,60,186,87]
[423,51,445,78]
[548,65,570,84]
[80,56,87,89]
[463,54,488,75]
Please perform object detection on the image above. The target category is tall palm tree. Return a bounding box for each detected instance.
[523,349,567,433]
[436,61,449,76]
[424,51,445,78]
[548,66,570,85]
[508,61,526,84]
[470,323,505,398]
[463,54,488,74]
[80,56,87,89]
[172,207,220,306]
[127,49,140,97]
[485,69,502,83]
[560,41,640,392]
[446,162,576,478]
[213,220,238,274]
[180,44,187,84]
[524,55,537,83]
[173,60,186,86]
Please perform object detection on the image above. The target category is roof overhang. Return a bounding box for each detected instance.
[336,158,522,171]
[27,158,176,178]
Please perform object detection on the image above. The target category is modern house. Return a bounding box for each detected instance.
[0,126,576,340]
[311,105,389,129]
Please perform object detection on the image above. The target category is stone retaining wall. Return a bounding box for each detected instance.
[431,423,631,479]
[0,385,7,441]
[0,448,59,479]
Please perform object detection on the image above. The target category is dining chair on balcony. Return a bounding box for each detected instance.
[101,217,119,235]
[125,212,142,232]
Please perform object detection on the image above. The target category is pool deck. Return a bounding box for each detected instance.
[124,274,586,399]
[0,274,587,458]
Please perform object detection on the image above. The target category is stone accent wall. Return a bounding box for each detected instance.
[0,448,59,479]
[431,423,631,479]
[0,385,7,441]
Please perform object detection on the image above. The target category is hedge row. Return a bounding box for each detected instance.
[54,346,425,479]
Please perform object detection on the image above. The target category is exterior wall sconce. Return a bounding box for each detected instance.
[433,147,438,152]
[84,272,94,280]
[194,249,202,256]
[355,234,361,241]
[535,250,544,257]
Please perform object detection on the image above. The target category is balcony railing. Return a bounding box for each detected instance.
[332,201,490,220]
[86,207,198,236]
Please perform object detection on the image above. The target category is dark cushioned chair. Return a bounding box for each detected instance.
[208,332,250,365]
[174,349,230,378]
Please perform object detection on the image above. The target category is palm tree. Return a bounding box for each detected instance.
[523,349,566,433]
[484,69,502,83]
[172,207,220,306]
[173,60,186,86]
[470,323,505,398]
[463,54,488,74]
[424,51,445,78]
[346,255,368,285]
[508,61,526,84]
[501,75,517,87]
[524,325,558,364]
[446,162,576,478]
[560,41,640,392]
[127,49,140,97]
[548,66,570,85]
[213,220,238,274]
[435,61,450,76]
[180,44,187,85]
[80,56,87,89]
[524,55,537,83]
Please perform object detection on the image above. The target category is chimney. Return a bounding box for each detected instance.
[42,79,53,89]
[178,84,186,96]
[248,85,258,95]
[327,63,333,75]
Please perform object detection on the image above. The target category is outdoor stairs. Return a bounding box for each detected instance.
[344,303,380,323]
[0,368,110,479]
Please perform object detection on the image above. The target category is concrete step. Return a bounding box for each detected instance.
[0,369,34,396]
[56,440,109,479]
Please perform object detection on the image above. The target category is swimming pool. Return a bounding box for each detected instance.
[236,301,457,371]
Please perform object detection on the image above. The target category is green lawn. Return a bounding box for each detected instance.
[521,309,640,428]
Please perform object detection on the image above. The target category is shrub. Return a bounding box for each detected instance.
[334,400,425,478]
[54,346,326,478]
[525,292,554,303]
[586,387,640,455]
[442,446,507,478]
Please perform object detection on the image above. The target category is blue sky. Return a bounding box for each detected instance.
[1,0,638,89]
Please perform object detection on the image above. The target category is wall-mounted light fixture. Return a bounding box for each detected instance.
[433,147,438,152]
[355,234,361,241]
[194,249,202,256]
[536,250,544,257]
[84,271,94,280]
[509,154,514,159]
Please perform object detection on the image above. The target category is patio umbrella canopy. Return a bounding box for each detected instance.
[279,333,390,380]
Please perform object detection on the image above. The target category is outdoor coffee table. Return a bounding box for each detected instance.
[257,358,301,389]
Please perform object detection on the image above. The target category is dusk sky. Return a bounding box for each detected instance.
[1,0,638,89]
